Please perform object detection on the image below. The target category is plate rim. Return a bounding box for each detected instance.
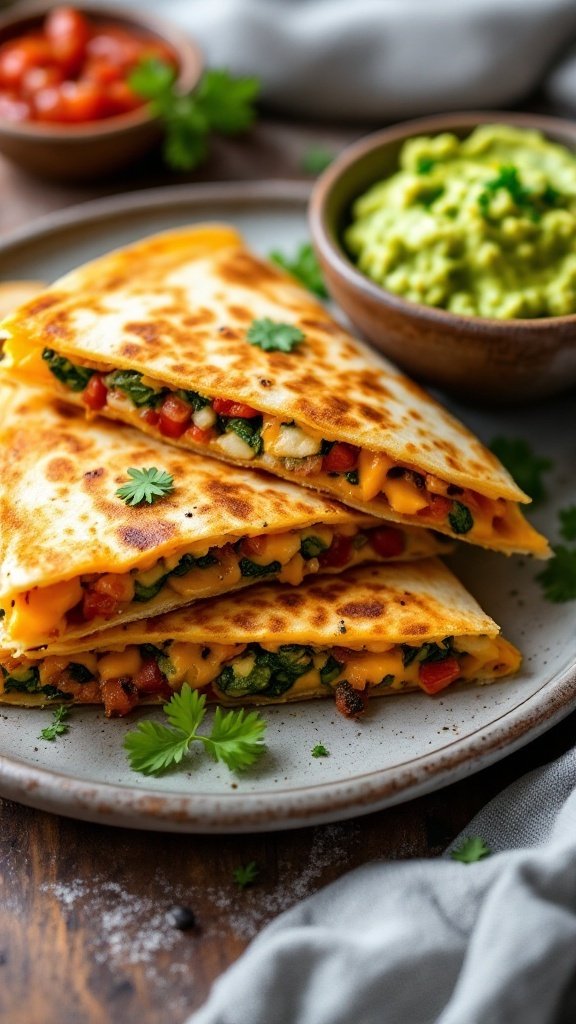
[0,180,574,833]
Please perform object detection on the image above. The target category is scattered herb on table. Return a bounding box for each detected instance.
[311,744,330,758]
[450,836,492,864]
[489,437,552,505]
[129,59,260,172]
[536,545,576,603]
[124,685,267,775]
[559,505,576,542]
[270,242,328,299]
[247,318,305,353]
[116,467,174,506]
[233,861,260,888]
[39,705,70,742]
[301,146,334,175]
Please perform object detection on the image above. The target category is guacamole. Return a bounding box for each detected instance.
[346,125,576,319]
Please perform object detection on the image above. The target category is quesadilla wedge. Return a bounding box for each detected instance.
[0,383,447,653]
[0,224,548,557]
[0,560,521,717]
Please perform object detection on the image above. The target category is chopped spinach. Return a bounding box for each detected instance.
[134,551,219,602]
[139,643,175,677]
[42,348,94,392]
[239,558,282,578]
[448,502,474,535]
[67,663,95,684]
[380,674,395,686]
[133,574,169,602]
[402,637,454,668]
[1,664,71,699]
[221,416,264,455]
[345,470,359,485]
[300,535,329,560]
[319,655,343,686]
[176,389,211,410]
[106,370,164,408]
[217,644,315,698]
[320,439,335,456]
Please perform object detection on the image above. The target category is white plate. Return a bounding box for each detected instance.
[0,181,574,833]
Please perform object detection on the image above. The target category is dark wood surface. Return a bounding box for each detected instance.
[0,117,574,1024]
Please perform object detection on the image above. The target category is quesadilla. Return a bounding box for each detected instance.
[0,560,521,717]
[0,224,548,557]
[0,383,446,653]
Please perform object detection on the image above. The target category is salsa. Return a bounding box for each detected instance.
[0,6,176,124]
[346,125,576,319]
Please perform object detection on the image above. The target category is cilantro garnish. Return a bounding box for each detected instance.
[301,146,334,175]
[116,467,174,506]
[129,59,260,172]
[247,318,305,353]
[270,242,328,299]
[233,861,260,888]
[536,546,576,603]
[490,437,552,505]
[559,505,576,542]
[39,705,70,742]
[124,685,267,775]
[450,836,491,864]
[311,744,329,758]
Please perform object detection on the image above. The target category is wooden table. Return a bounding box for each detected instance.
[1,117,574,1024]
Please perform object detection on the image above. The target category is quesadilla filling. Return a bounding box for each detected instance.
[3,522,416,646]
[39,350,534,548]
[0,634,520,718]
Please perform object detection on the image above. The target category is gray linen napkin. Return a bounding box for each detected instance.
[187,745,576,1024]
[128,0,576,119]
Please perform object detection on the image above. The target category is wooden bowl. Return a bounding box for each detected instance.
[309,112,576,405]
[0,1,203,181]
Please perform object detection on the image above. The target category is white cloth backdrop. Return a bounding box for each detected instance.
[127,0,576,119]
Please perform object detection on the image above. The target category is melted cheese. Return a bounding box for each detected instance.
[9,579,83,642]
[358,449,393,501]
[248,532,302,566]
[277,552,306,585]
[167,552,242,596]
[383,478,429,515]
[168,642,243,688]
[98,648,142,681]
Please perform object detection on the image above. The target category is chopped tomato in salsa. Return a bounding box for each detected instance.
[418,657,461,694]
[0,6,177,124]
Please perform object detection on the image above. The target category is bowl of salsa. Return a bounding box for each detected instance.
[0,2,203,179]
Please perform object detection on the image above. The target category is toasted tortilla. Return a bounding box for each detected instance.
[0,383,446,652]
[0,560,521,714]
[0,224,548,557]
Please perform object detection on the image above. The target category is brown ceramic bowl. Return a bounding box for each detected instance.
[0,1,203,181]
[310,111,576,405]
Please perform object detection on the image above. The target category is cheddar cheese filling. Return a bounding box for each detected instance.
[0,634,521,718]
[26,348,540,552]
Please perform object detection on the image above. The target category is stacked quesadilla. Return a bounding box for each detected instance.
[0,226,545,720]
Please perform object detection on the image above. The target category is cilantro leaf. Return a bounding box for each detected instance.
[559,505,576,542]
[490,437,552,505]
[124,684,267,776]
[247,318,305,353]
[270,242,328,299]
[129,58,260,172]
[451,836,492,864]
[39,705,70,742]
[200,706,267,771]
[233,861,259,888]
[116,467,174,506]
[301,146,334,175]
[536,546,576,602]
[311,744,329,758]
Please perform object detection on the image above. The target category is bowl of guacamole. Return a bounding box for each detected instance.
[309,113,576,403]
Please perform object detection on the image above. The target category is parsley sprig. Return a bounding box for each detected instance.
[536,545,576,603]
[116,467,174,507]
[270,242,328,299]
[559,505,576,542]
[311,744,329,758]
[39,705,70,741]
[233,861,260,888]
[450,836,491,864]
[247,318,305,353]
[124,685,267,775]
[129,59,260,172]
[489,437,552,505]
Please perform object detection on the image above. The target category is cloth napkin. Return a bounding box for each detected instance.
[187,744,576,1024]
[129,0,576,119]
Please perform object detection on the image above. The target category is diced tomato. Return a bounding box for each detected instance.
[133,658,171,696]
[21,65,63,97]
[185,423,216,445]
[102,677,138,717]
[335,680,368,718]
[240,535,266,557]
[32,85,68,121]
[141,408,160,426]
[367,526,406,559]
[318,533,353,569]
[86,27,142,69]
[418,657,461,694]
[82,589,120,621]
[45,6,89,75]
[93,573,133,603]
[81,56,122,87]
[322,442,360,474]
[60,80,108,121]
[0,92,31,122]
[83,374,107,410]
[0,38,53,89]
[212,397,259,419]
[102,79,141,116]
[417,495,453,521]
[159,394,192,438]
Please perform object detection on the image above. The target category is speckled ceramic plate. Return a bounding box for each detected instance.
[0,182,574,833]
